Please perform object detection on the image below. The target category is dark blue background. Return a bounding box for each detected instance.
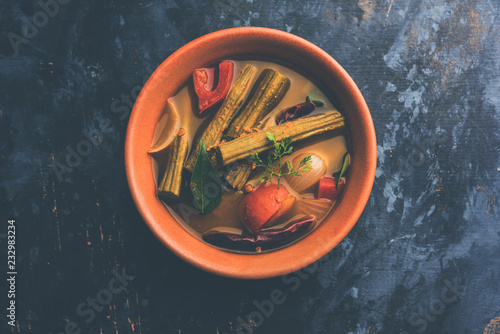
[1,0,499,333]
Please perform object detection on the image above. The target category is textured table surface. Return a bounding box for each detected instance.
[1,0,499,333]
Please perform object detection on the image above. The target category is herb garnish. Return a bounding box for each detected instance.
[190,140,222,214]
[251,132,312,189]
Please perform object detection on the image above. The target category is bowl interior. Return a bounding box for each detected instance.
[125,27,376,279]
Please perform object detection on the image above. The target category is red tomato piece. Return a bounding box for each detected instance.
[315,176,345,201]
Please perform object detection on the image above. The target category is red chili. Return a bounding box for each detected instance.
[202,216,315,251]
[275,97,324,125]
[193,61,234,115]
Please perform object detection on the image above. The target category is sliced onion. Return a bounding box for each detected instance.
[295,198,332,220]
[204,226,244,236]
[148,99,181,154]
[284,153,327,193]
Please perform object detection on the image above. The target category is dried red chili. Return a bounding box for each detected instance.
[275,96,324,125]
[193,61,234,115]
[202,216,315,251]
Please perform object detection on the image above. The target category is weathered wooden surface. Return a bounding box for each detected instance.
[1,0,499,333]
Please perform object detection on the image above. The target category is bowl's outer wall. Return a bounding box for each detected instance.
[125,27,377,279]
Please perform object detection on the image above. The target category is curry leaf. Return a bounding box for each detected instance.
[332,153,350,189]
[190,140,222,214]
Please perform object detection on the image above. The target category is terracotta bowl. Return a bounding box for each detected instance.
[125,27,376,279]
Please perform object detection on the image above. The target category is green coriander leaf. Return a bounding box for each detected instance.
[267,154,274,166]
[252,153,264,167]
[266,132,276,143]
[299,156,312,170]
[255,134,312,188]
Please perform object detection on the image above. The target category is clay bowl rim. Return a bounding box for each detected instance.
[125,27,376,279]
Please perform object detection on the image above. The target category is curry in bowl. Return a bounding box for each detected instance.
[149,59,350,254]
